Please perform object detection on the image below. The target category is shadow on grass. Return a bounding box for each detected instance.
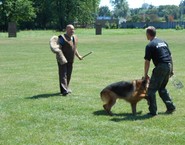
[93,110,131,116]
[110,114,153,122]
[111,111,175,122]
[25,92,61,99]
[93,110,109,116]
[93,110,153,121]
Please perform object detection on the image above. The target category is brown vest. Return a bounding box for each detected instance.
[59,34,75,63]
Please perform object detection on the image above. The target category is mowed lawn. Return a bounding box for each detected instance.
[0,29,185,145]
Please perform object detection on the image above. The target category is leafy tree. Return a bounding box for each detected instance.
[76,0,100,27]
[49,0,100,30]
[1,0,100,30]
[180,0,185,11]
[146,5,158,15]
[158,5,179,21]
[110,0,130,18]
[179,0,185,21]
[142,3,149,9]
[127,14,142,22]
[148,14,160,22]
[0,0,36,31]
[129,4,180,23]
[3,0,35,24]
[98,6,111,17]
[0,0,6,31]
[32,0,53,29]
[130,8,140,16]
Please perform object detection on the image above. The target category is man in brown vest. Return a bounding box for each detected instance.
[57,24,82,96]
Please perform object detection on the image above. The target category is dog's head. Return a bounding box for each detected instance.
[133,77,150,98]
[135,77,149,90]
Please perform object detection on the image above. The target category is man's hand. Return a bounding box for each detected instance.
[170,71,174,78]
[78,55,83,60]
[144,75,150,81]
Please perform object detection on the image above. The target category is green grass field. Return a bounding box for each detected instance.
[0,29,185,145]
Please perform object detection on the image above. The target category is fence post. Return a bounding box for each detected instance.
[8,22,17,37]
[95,24,102,35]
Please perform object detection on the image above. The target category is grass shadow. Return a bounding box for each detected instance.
[93,110,108,116]
[111,111,176,122]
[93,110,153,121]
[25,92,61,99]
[110,114,153,122]
[93,110,143,117]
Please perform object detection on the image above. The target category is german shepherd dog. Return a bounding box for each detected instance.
[100,78,149,116]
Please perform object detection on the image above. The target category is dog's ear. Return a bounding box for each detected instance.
[142,79,147,86]
[142,77,150,89]
[142,78,149,89]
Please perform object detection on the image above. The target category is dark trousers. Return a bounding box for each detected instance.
[148,63,176,115]
[57,62,73,94]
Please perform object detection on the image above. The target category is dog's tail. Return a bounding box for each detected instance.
[100,89,114,103]
[100,89,108,102]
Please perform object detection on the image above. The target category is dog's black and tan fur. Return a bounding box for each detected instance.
[100,78,149,116]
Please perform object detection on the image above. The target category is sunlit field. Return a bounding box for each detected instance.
[0,29,184,145]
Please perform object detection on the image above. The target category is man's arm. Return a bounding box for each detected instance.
[144,59,150,79]
[75,49,83,60]
[170,55,174,77]
[73,35,83,60]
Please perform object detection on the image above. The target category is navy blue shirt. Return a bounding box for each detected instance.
[58,34,75,46]
[144,38,172,66]
[58,35,65,46]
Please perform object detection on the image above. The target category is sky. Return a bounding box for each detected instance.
[99,0,182,9]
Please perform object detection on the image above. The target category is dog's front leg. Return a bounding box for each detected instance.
[103,104,113,116]
[103,98,116,116]
[131,103,137,115]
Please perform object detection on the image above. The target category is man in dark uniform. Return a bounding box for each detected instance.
[144,26,176,116]
[58,24,82,96]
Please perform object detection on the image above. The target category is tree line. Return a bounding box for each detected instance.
[0,0,185,31]
[0,0,100,31]
[100,0,185,23]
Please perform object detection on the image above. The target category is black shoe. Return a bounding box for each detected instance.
[147,113,157,117]
[165,109,176,114]
[62,92,68,96]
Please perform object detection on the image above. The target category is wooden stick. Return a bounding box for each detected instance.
[82,51,93,58]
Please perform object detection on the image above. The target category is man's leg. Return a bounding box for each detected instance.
[66,63,73,87]
[147,64,168,115]
[158,68,176,112]
[58,62,68,95]
[158,88,176,112]
[148,86,158,115]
